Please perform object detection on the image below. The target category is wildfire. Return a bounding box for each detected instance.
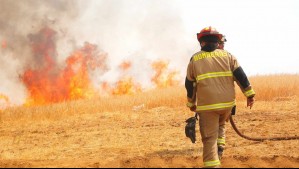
[111,77,142,95]
[98,60,180,96]
[21,27,108,106]
[151,60,179,88]
[110,61,141,95]
[12,26,182,107]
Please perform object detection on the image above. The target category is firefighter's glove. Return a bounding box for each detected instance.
[185,117,197,143]
[189,105,197,112]
[247,96,255,109]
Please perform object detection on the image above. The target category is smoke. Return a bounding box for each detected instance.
[0,0,191,106]
[0,0,80,105]
[0,0,78,62]
[72,0,190,86]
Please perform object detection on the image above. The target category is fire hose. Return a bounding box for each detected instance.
[185,107,299,143]
[229,115,299,141]
[229,105,299,141]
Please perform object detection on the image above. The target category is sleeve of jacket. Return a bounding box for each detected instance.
[230,54,255,98]
[185,57,197,108]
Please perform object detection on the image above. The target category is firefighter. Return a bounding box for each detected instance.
[185,26,255,168]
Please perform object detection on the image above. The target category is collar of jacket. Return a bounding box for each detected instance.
[201,43,217,52]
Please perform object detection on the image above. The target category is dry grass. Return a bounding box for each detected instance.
[0,86,186,122]
[236,74,299,101]
[0,74,299,168]
[1,74,298,122]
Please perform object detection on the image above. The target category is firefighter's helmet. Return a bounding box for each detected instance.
[197,26,223,42]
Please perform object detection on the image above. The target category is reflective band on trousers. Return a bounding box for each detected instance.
[217,137,225,145]
[196,100,235,111]
[204,160,221,167]
[196,71,232,82]
[244,89,255,97]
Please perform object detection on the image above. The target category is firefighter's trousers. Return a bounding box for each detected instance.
[199,109,232,168]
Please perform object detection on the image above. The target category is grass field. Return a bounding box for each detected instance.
[0,74,298,168]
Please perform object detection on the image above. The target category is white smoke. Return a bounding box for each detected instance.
[70,0,191,87]
[0,0,192,106]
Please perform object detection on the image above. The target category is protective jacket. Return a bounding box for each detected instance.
[185,49,255,112]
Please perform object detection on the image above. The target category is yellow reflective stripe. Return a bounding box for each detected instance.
[217,138,225,145]
[196,100,235,111]
[186,102,195,108]
[196,71,232,82]
[244,89,255,97]
[204,160,221,167]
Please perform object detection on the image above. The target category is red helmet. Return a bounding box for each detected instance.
[197,26,223,42]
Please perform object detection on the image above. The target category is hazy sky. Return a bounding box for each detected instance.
[78,0,299,76]
[178,0,299,75]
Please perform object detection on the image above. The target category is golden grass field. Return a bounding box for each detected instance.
[0,74,299,168]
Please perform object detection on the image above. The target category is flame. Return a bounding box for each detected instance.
[21,27,108,106]
[12,27,182,108]
[63,42,107,100]
[107,61,140,95]
[151,60,179,88]
[0,94,10,109]
[111,77,142,95]
[105,60,180,96]
[98,61,142,96]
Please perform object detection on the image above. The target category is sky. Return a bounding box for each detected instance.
[178,0,299,75]
[72,0,299,76]
[0,0,299,105]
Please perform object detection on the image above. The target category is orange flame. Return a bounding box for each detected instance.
[105,61,141,95]
[21,27,108,106]
[151,60,179,88]
[111,77,142,95]
[15,27,183,107]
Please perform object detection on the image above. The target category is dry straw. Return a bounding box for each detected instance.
[1,74,298,121]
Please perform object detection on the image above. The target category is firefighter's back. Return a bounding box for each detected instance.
[191,49,235,112]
